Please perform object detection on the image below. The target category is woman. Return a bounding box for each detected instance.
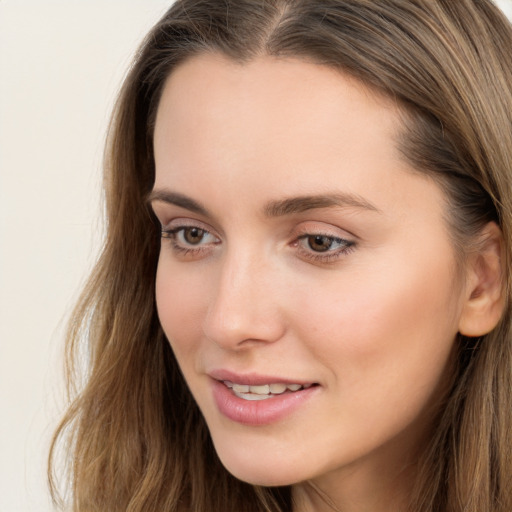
[49,1,512,511]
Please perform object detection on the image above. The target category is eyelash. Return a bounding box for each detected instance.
[161,226,219,257]
[161,226,356,263]
[294,233,356,262]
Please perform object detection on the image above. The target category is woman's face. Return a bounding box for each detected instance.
[151,54,468,496]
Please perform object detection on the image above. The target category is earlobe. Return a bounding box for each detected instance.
[458,222,505,337]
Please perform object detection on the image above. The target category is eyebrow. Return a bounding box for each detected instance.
[147,189,380,218]
[147,190,210,216]
[263,193,380,217]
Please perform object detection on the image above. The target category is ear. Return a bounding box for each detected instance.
[458,222,505,337]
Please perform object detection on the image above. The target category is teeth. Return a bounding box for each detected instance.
[225,381,312,400]
[232,383,250,393]
[235,393,270,401]
[269,383,287,394]
[250,384,270,394]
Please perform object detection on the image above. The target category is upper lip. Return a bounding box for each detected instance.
[208,369,315,386]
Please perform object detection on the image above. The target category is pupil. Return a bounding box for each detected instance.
[185,228,204,244]
[308,235,332,252]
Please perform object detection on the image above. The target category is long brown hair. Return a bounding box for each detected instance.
[49,1,512,510]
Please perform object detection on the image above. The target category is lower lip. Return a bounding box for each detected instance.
[211,379,318,426]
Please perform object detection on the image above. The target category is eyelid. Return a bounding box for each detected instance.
[150,202,217,230]
[162,217,217,234]
[292,221,357,241]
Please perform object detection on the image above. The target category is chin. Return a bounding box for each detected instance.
[212,439,306,487]
[223,463,299,487]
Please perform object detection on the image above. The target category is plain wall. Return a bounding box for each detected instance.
[0,2,171,510]
[1,1,511,511]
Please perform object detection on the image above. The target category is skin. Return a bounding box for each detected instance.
[151,54,473,512]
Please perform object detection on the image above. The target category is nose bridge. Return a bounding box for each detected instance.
[203,243,285,348]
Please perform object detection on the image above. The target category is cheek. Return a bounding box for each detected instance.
[155,258,207,357]
[291,251,462,407]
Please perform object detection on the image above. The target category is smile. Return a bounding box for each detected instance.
[210,371,319,425]
[224,381,314,401]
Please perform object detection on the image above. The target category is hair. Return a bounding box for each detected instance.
[49,1,512,511]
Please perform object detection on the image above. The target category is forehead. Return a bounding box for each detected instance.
[154,53,399,146]
[152,53,443,221]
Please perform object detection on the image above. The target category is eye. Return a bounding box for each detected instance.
[175,227,209,245]
[161,224,220,257]
[304,235,340,252]
[295,232,356,263]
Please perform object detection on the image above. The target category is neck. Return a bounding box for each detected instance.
[292,465,413,512]
[290,426,424,512]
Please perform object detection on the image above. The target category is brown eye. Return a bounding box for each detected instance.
[161,225,220,257]
[183,227,206,244]
[307,235,334,252]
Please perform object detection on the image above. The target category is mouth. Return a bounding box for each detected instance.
[223,380,317,401]
[210,374,319,425]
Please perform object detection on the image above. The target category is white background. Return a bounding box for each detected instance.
[1,1,511,511]
[0,2,172,511]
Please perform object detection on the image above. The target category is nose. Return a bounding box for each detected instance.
[202,249,287,350]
